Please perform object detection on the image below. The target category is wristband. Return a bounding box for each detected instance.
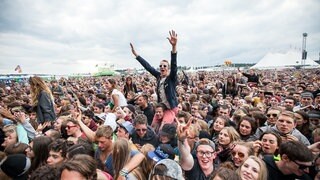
[120,168,129,177]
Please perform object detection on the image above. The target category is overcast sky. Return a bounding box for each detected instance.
[0,0,319,75]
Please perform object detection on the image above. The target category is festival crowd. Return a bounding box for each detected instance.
[0,30,320,180]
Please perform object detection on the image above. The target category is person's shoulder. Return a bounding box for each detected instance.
[258,125,269,132]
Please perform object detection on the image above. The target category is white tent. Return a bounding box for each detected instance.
[251,51,319,69]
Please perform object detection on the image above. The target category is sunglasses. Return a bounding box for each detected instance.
[293,160,312,170]
[231,151,245,158]
[136,128,147,132]
[66,125,77,130]
[267,114,278,118]
[159,65,167,68]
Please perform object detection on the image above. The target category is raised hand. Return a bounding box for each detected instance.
[167,30,177,47]
[130,43,138,57]
[177,118,192,141]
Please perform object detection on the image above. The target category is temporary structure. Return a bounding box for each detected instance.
[251,51,319,69]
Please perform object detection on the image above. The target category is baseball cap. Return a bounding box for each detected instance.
[301,91,314,99]
[150,159,184,180]
[0,154,31,180]
[118,121,134,135]
[147,144,175,162]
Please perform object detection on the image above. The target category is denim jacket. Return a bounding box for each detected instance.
[136,52,178,109]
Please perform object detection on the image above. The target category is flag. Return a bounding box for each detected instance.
[14,65,22,73]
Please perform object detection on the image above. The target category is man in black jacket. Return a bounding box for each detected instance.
[263,141,313,180]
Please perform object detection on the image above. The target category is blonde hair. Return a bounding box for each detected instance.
[197,119,209,133]
[221,127,241,143]
[239,156,268,180]
[29,76,54,106]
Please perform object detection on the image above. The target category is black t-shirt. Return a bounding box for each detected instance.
[141,104,155,125]
[263,155,312,180]
[184,159,214,180]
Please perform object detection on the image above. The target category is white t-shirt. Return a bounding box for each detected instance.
[111,89,128,107]
[103,113,117,132]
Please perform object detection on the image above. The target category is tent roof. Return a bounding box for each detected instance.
[251,51,319,69]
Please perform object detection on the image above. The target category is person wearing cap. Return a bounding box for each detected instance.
[116,121,137,150]
[177,120,217,179]
[149,159,184,180]
[0,154,31,180]
[130,30,179,132]
[293,91,314,112]
[308,110,320,128]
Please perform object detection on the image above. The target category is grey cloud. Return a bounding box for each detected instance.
[0,0,319,74]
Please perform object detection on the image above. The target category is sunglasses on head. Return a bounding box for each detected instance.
[267,114,278,118]
[159,65,167,68]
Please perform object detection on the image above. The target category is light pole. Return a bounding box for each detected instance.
[301,33,308,67]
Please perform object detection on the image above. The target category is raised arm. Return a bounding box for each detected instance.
[76,110,96,142]
[167,30,177,53]
[130,43,138,58]
[177,120,194,171]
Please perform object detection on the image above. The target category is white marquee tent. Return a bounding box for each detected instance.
[251,51,319,69]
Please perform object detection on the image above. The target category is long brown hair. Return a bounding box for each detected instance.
[112,138,144,179]
[29,76,54,106]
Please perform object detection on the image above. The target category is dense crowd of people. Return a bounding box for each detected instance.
[0,30,320,180]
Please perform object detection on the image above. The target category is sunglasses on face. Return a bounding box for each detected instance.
[136,128,147,132]
[231,151,245,158]
[66,125,77,130]
[293,160,312,170]
[159,65,167,68]
[267,114,278,118]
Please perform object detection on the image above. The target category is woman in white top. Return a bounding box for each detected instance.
[105,78,127,112]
